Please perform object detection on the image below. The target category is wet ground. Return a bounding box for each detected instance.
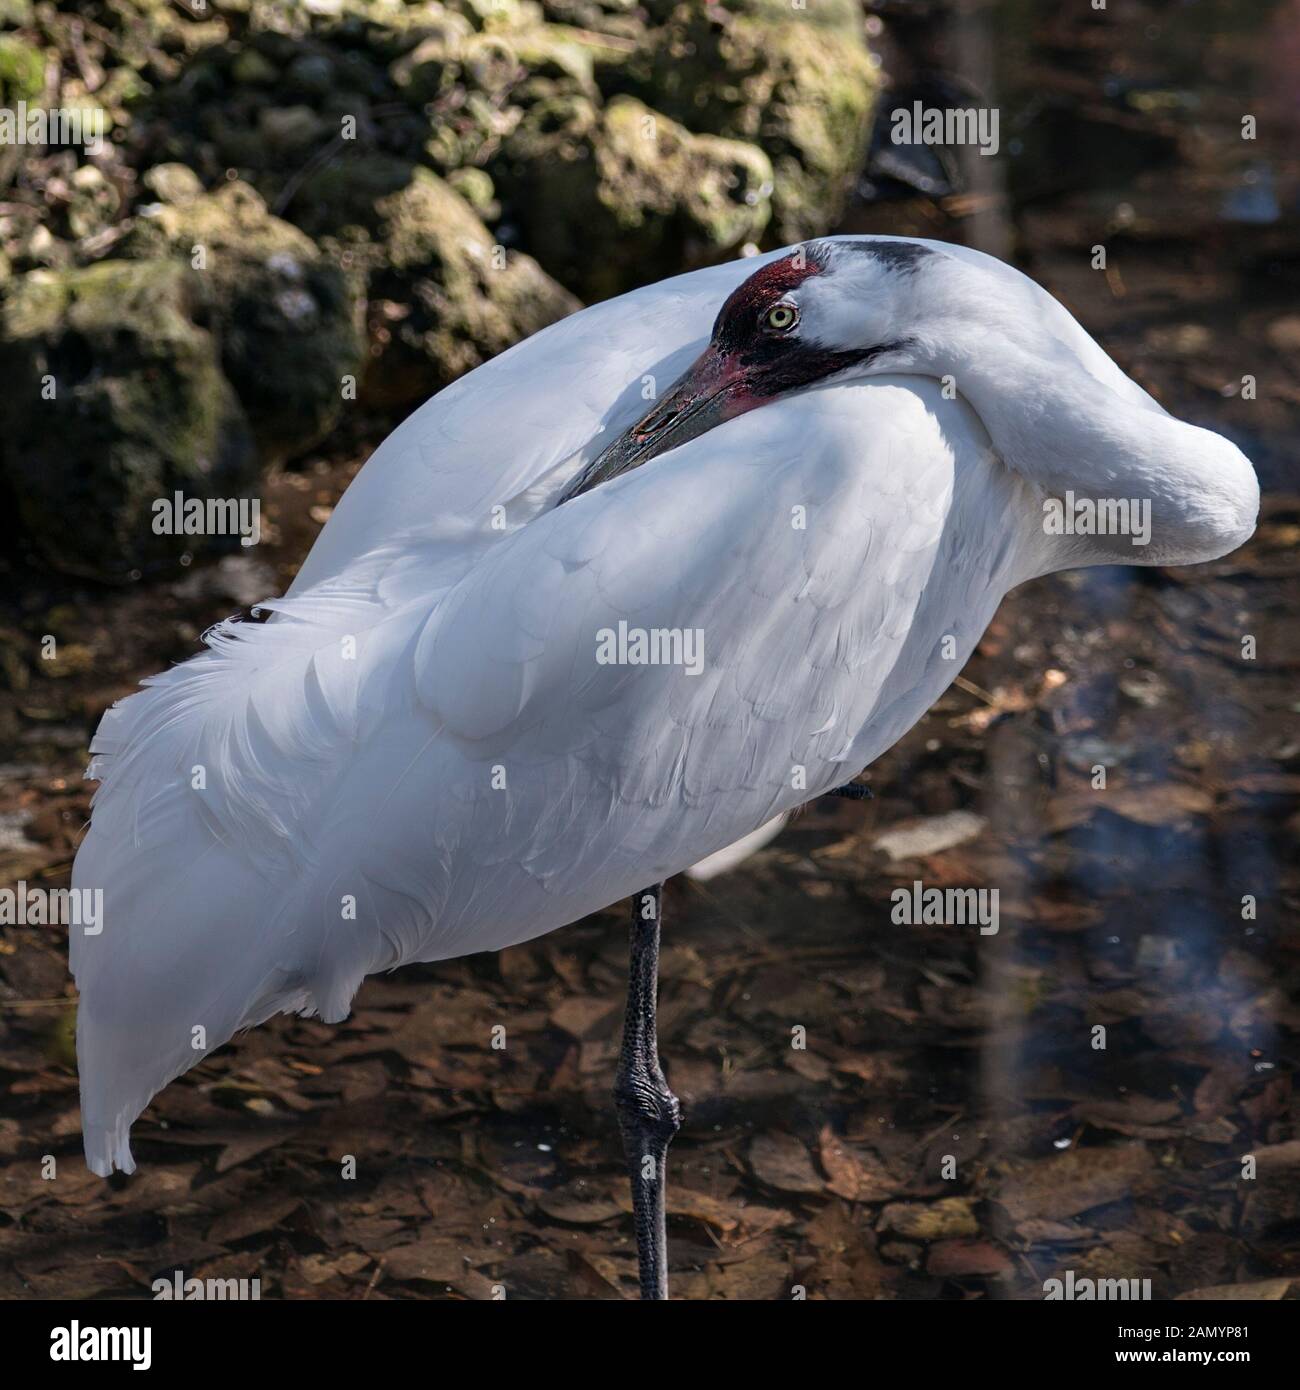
[1,0,1298,1299]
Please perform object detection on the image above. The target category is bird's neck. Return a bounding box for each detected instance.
[928,337,1257,572]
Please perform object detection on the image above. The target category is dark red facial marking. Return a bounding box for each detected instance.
[559,242,880,506]
[711,247,829,355]
[704,243,881,403]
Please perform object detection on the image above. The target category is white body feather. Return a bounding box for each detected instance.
[70,238,1258,1174]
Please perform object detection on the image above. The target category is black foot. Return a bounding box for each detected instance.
[613,883,681,1301]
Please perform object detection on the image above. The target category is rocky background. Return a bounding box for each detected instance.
[0,0,878,580]
[1,0,1299,1302]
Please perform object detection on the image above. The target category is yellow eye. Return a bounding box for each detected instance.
[766,303,797,332]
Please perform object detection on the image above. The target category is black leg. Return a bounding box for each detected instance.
[827,779,873,800]
[613,883,680,1301]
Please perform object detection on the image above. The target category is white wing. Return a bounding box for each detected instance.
[72,372,1036,1175]
[289,251,791,595]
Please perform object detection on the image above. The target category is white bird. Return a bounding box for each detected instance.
[70,235,1258,1299]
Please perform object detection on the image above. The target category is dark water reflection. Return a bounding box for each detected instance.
[841,0,1298,1298]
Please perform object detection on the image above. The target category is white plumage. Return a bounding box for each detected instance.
[70,237,1258,1176]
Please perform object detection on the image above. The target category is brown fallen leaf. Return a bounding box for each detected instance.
[564,1248,628,1300]
[610,1183,794,1238]
[208,1194,302,1245]
[1075,1094,1184,1138]
[1076,1096,1181,1127]
[998,1145,1155,1224]
[673,1252,794,1301]
[215,1128,295,1173]
[787,1050,833,1083]
[1142,1001,1225,1048]
[818,1125,894,1202]
[536,1186,624,1225]
[1044,783,1213,834]
[1252,1139,1300,1172]
[1176,1278,1293,1300]
[1015,1218,1094,1245]
[549,996,619,1040]
[382,1237,497,1299]
[1186,1116,1238,1144]
[749,1132,825,1196]
[927,1239,1013,1278]
[879,1197,979,1240]
[16,1256,135,1299]
[298,1250,371,1285]
[1193,1061,1244,1117]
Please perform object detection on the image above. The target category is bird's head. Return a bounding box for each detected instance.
[562,239,929,501]
[560,235,1258,571]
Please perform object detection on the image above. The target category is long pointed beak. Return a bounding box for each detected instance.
[560,344,748,505]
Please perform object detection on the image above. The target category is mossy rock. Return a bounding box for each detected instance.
[642,0,863,29]
[122,179,366,462]
[451,0,540,31]
[627,3,879,244]
[539,0,645,42]
[296,158,578,408]
[508,24,597,89]
[0,33,43,104]
[0,0,36,28]
[388,18,593,172]
[447,165,499,219]
[388,12,483,104]
[66,164,122,241]
[372,165,581,405]
[495,93,772,300]
[286,155,419,241]
[0,259,258,582]
[141,161,204,205]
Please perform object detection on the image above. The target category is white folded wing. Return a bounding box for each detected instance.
[71,246,1039,1175]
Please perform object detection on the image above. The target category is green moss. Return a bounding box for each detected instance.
[123,182,366,462]
[0,260,258,582]
[627,4,880,244]
[495,94,771,300]
[46,1005,78,1071]
[0,0,36,29]
[360,166,580,405]
[508,25,597,90]
[446,165,499,219]
[0,33,44,105]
